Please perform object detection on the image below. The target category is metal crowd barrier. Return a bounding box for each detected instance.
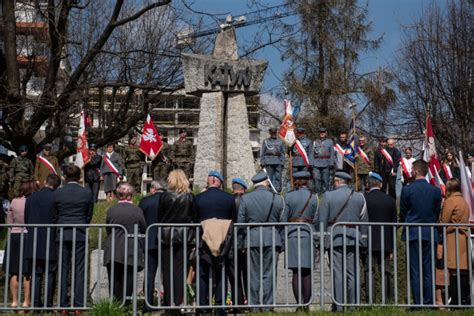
[330,222,474,309]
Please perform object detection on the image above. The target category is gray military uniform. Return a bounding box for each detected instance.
[291,136,313,172]
[318,184,368,311]
[260,137,285,192]
[282,187,319,268]
[237,186,285,308]
[313,138,335,194]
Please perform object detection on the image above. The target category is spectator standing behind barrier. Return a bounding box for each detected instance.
[24,175,60,308]
[399,160,441,305]
[282,171,319,308]
[104,183,146,305]
[53,165,94,309]
[237,171,285,311]
[435,178,470,306]
[229,178,248,307]
[158,169,196,312]
[362,172,397,303]
[3,181,37,310]
[139,180,166,313]
[318,171,368,312]
[194,171,236,315]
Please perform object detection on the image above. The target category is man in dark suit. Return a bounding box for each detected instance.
[400,160,441,305]
[25,174,61,307]
[374,137,401,199]
[194,171,236,315]
[139,180,166,313]
[54,165,94,309]
[362,172,397,303]
[84,144,102,203]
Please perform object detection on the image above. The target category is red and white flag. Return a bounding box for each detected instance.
[75,111,90,168]
[37,155,57,175]
[294,139,311,168]
[422,116,444,194]
[279,99,296,146]
[380,148,393,166]
[139,114,163,160]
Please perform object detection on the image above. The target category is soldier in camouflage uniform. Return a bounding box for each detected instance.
[151,131,172,181]
[355,135,374,192]
[9,145,34,199]
[0,156,10,197]
[171,129,195,180]
[124,134,145,193]
[34,143,61,188]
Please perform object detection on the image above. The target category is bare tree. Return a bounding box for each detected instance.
[392,0,473,153]
[0,0,197,158]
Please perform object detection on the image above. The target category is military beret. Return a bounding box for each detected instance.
[296,127,305,133]
[368,171,383,183]
[334,171,352,181]
[89,144,98,150]
[319,127,327,132]
[208,170,224,183]
[251,171,268,184]
[269,127,278,133]
[19,145,28,152]
[43,143,52,149]
[232,178,248,189]
[293,171,312,179]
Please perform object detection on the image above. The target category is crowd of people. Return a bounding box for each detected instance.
[1,129,473,314]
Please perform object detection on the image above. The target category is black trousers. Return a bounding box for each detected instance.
[144,250,159,311]
[86,181,100,203]
[59,241,86,307]
[381,172,396,199]
[161,246,185,307]
[107,262,134,304]
[198,258,227,309]
[31,259,57,308]
[362,251,393,303]
[227,250,247,306]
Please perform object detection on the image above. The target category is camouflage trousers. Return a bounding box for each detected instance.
[127,167,143,194]
[153,163,171,181]
[9,177,29,199]
[173,160,194,180]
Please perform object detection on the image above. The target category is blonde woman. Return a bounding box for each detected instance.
[158,169,196,309]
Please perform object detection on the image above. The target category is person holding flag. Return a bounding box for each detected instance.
[100,143,125,202]
[374,137,401,199]
[400,147,416,185]
[34,144,61,188]
[290,127,313,174]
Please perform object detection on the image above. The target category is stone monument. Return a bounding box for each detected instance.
[182,27,267,188]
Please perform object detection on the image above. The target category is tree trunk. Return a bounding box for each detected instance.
[2,0,20,99]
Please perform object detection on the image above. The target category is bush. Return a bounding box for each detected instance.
[91,300,126,316]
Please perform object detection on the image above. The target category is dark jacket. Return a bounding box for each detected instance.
[195,187,236,222]
[53,182,93,241]
[104,202,146,268]
[84,154,102,183]
[400,179,442,241]
[374,146,401,174]
[139,192,163,250]
[24,187,57,260]
[364,188,397,252]
[158,191,196,245]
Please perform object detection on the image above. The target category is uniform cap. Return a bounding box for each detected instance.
[334,171,352,181]
[232,178,248,190]
[296,127,305,133]
[368,171,383,183]
[293,171,312,179]
[19,145,28,152]
[43,143,52,149]
[251,171,268,184]
[208,170,224,183]
[319,127,327,132]
[179,129,187,134]
[269,127,278,133]
[89,144,98,150]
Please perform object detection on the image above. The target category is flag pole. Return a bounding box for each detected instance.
[352,109,358,191]
[289,150,294,191]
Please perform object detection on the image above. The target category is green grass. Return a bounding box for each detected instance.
[90,299,127,315]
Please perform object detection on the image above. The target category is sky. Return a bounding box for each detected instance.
[186,0,447,95]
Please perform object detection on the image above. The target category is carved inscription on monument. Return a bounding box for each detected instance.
[204,63,252,88]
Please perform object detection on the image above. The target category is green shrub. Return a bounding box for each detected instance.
[91,299,126,316]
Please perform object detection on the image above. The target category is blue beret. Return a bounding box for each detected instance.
[232,178,248,189]
[43,143,52,149]
[296,127,305,133]
[293,171,312,179]
[208,170,224,183]
[369,171,383,183]
[334,171,352,181]
[19,145,28,152]
[251,171,268,184]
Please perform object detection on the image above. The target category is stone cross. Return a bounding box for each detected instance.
[182,27,267,189]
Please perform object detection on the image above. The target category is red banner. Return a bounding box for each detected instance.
[139,114,163,160]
